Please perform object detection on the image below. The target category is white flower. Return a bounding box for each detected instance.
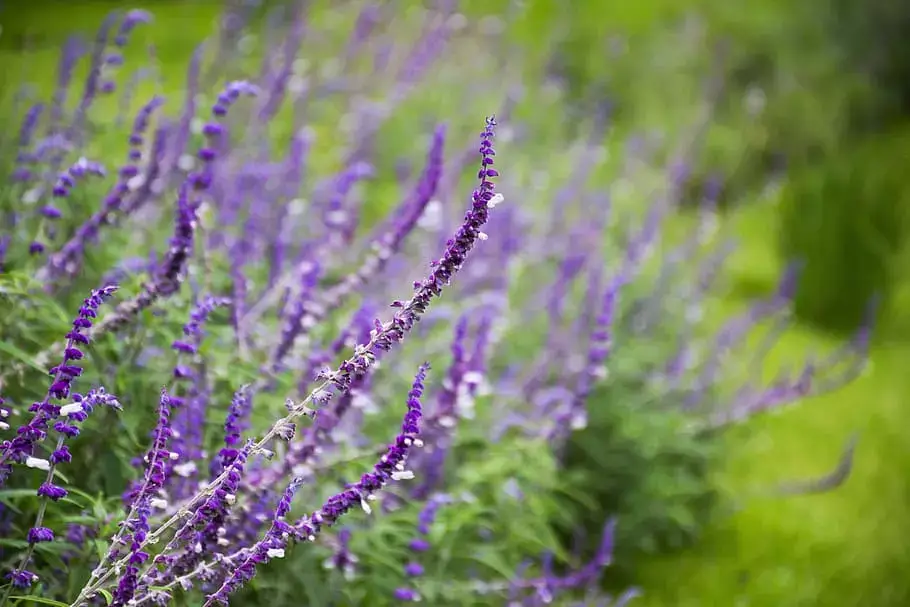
[150,498,168,509]
[417,200,442,230]
[177,154,195,172]
[391,470,415,481]
[360,498,372,514]
[22,187,42,205]
[486,193,504,209]
[59,403,84,416]
[267,548,286,559]
[173,462,196,477]
[25,457,50,471]
[127,174,147,192]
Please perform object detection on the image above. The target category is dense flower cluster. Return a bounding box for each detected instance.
[0,5,876,607]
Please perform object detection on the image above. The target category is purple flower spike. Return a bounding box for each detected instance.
[115,9,153,46]
[395,493,448,600]
[204,365,430,607]
[43,96,164,281]
[27,526,55,543]
[5,569,39,589]
[393,588,421,601]
[82,69,250,337]
[330,117,499,395]
[0,286,118,480]
[123,387,174,506]
[211,80,260,116]
[218,384,253,472]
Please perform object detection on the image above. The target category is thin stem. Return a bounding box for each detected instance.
[0,435,64,607]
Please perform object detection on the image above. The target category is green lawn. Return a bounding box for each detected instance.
[634,202,910,606]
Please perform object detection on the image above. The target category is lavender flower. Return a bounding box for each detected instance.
[203,364,429,606]
[112,388,174,607]
[0,288,118,598]
[43,96,166,280]
[395,493,448,601]
[92,81,256,336]
[503,520,628,605]
[0,286,118,479]
[324,528,358,579]
[217,384,253,472]
[326,117,499,395]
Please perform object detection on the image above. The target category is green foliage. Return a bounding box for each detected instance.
[777,127,910,331]
[215,434,574,607]
[826,0,910,130]
[559,328,720,589]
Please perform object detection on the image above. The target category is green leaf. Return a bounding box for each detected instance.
[0,340,44,372]
[97,588,114,605]
[467,548,515,579]
[64,486,97,504]
[0,539,30,549]
[9,596,70,607]
[0,487,85,510]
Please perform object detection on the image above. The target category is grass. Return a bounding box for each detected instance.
[634,201,910,606]
[2,1,909,605]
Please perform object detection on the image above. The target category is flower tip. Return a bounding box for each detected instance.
[486,193,504,208]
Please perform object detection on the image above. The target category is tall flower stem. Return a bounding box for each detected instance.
[70,115,500,606]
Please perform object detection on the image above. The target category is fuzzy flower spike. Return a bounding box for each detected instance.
[0,285,118,597]
[203,363,431,606]
[71,117,499,605]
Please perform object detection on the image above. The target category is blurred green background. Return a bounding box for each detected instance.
[2,0,910,605]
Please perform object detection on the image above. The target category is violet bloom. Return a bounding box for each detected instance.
[216,384,253,473]
[112,388,173,607]
[93,80,256,336]
[204,364,430,607]
[123,388,175,506]
[212,80,260,117]
[10,103,43,182]
[395,494,448,602]
[4,569,38,590]
[271,260,323,371]
[0,286,118,482]
[327,117,499,395]
[507,519,628,604]
[268,124,445,374]
[32,157,107,231]
[137,441,255,595]
[412,316,470,500]
[324,528,358,579]
[116,9,154,46]
[165,296,230,498]
[70,10,120,141]
[0,298,117,593]
[44,96,165,280]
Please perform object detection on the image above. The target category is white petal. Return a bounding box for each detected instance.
[25,457,50,471]
[59,403,84,416]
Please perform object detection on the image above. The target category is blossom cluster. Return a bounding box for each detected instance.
[0,4,874,607]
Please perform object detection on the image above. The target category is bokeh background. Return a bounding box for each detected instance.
[1,0,910,605]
